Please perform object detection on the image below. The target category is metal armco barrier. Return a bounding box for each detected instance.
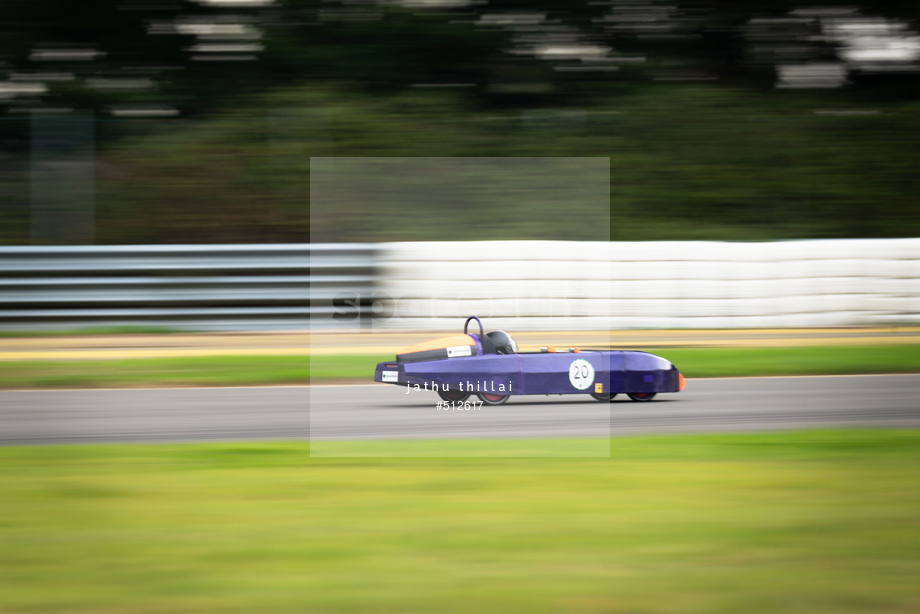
[0,244,379,331]
[2,240,918,331]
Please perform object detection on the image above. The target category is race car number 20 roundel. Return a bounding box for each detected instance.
[568,359,595,390]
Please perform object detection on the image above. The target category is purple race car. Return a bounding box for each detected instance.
[373,316,685,405]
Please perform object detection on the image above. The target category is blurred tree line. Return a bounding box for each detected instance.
[2,0,920,243]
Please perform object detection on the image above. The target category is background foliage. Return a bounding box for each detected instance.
[2,0,920,243]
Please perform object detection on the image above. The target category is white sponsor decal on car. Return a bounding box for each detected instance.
[447,345,472,357]
[382,371,399,382]
[568,359,595,390]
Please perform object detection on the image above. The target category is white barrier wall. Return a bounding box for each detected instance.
[379,239,920,330]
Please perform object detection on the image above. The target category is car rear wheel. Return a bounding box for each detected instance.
[589,392,617,402]
[438,388,470,403]
[477,392,510,406]
[627,393,657,402]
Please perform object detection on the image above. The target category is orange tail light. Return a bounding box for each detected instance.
[679,373,686,391]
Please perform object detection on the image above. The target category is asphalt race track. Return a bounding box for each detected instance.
[1,374,919,445]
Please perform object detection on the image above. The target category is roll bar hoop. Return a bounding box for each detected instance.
[463,316,484,340]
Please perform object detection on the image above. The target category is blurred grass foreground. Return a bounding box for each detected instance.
[2,430,919,613]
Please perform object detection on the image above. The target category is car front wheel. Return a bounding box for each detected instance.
[477,393,510,406]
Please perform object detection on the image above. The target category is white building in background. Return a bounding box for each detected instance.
[747,7,920,89]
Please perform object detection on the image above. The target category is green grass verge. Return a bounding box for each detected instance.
[2,344,920,389]
[0,326,195,338]
[0,355,313,389]
[658,343,920,378]
[2,430,919,613]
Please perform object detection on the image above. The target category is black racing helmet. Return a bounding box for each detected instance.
[486,330,518,355]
